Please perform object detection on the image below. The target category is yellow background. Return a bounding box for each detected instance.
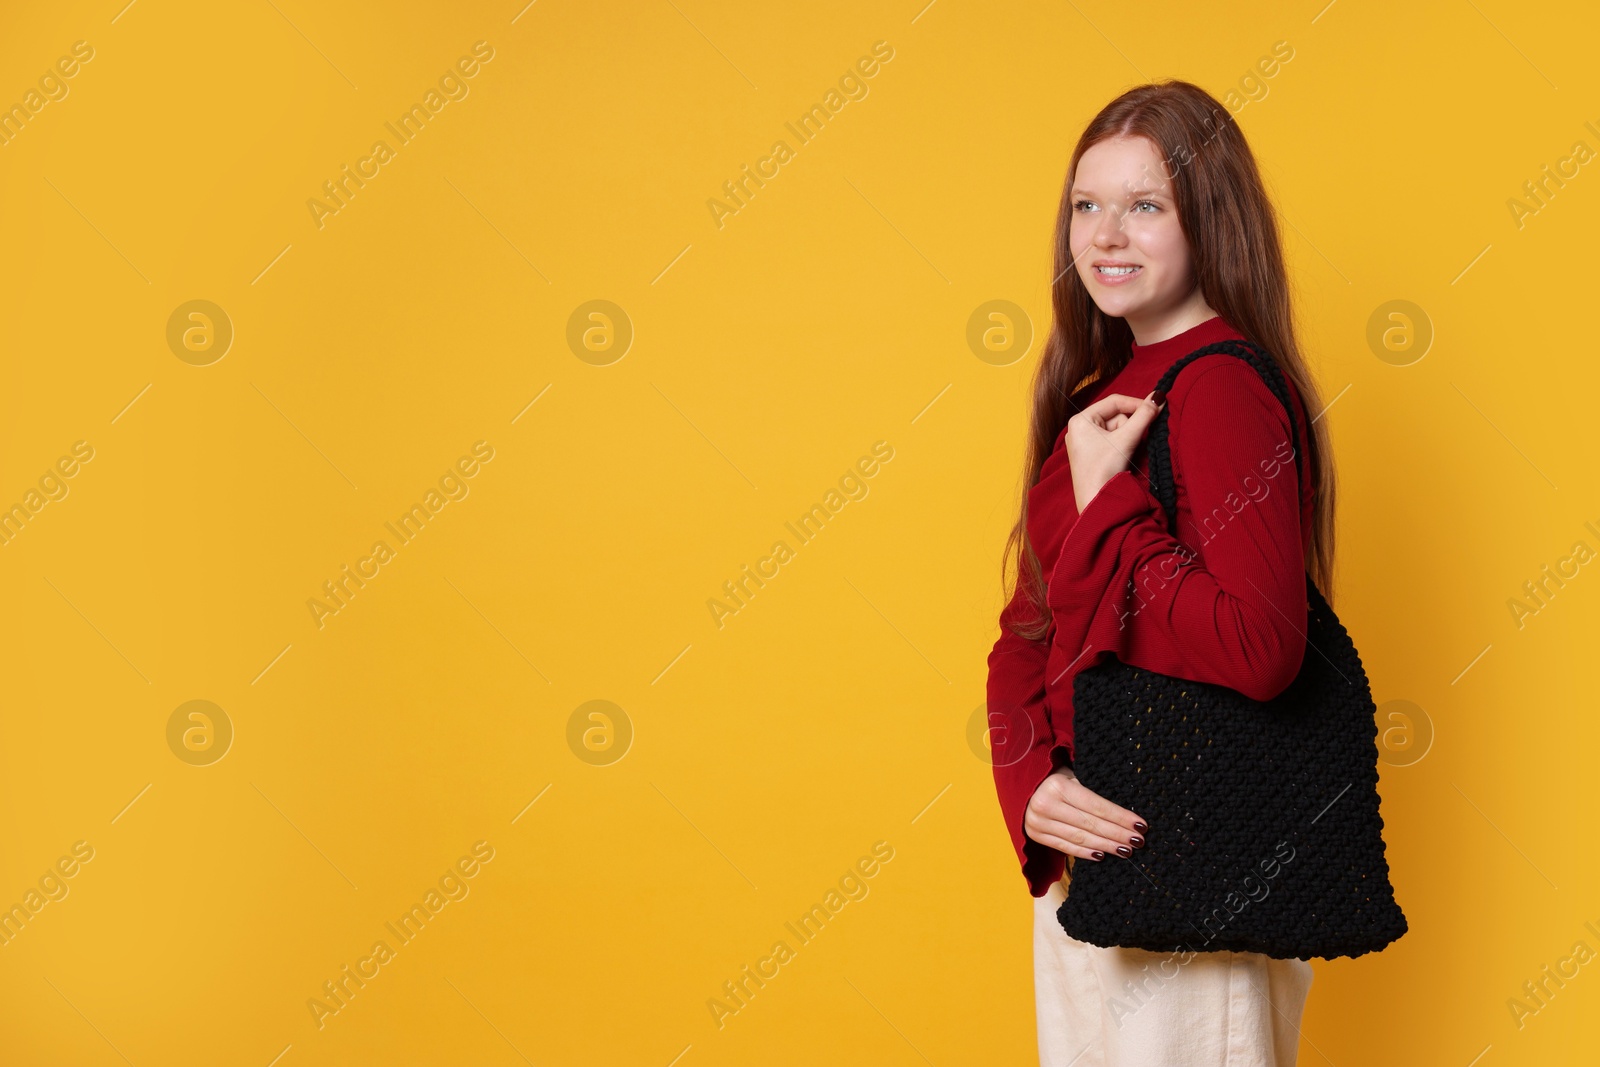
[1,0,1596,1063]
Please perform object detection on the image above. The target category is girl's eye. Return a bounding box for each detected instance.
[1073,199,1159,213]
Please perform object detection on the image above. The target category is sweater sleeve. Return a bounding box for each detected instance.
[986,580,1071,897]
[1046,357,1310,726]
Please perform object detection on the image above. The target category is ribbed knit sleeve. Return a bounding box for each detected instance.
[1045,356,1313,761]
[986,583,1070,898]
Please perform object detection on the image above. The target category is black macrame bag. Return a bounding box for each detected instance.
[1056,340,1408,961]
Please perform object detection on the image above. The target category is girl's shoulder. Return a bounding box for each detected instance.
[1165,351,1306,428]
[1165,352,1316,499]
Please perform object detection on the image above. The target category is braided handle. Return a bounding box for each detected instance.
[1143,340,1304,534]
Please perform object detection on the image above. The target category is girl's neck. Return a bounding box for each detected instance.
[1125,297,1219,347]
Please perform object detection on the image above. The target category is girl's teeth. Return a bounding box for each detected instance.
[1097,266,1139,275]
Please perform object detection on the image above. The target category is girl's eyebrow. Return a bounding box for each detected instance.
[1070,186,1168,198]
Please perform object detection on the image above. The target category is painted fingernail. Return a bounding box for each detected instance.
[1091,850,1105,860]
[1151,391,1166,407]
[1130,835,1144,848]
[1116,845,1132,858]
[1134,821,1148,833]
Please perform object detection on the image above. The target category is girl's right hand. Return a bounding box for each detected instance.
[1064,390,1165,514]
[1024,768,1147,861]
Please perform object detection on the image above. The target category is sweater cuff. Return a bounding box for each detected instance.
[1022,744,1073,897]
[994,735,1068,897]
[1046,470,1163,609]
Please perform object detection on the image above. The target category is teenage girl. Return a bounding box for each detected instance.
[987,80,1337,1065]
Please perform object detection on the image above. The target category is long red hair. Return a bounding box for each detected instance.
[1002,79,1337,642]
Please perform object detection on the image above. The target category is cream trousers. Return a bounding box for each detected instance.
[1034,872,1315,1067]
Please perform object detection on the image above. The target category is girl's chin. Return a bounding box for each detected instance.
[1087,293,1158,318]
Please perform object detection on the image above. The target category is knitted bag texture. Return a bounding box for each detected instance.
[1056,340,1409,961]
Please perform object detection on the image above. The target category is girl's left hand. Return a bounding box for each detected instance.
[1065,391,1165,513]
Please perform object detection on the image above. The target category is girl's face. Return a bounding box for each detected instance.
[1068,134,1213,343]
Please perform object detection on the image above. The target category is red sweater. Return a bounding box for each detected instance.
[987,315,1317,897]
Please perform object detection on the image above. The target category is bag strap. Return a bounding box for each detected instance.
[1144,339,1305,534]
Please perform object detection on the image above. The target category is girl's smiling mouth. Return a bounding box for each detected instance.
[1092,261,1142,283]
